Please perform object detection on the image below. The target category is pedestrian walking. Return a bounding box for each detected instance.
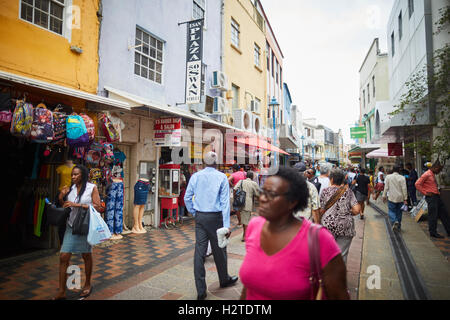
[373,166,385,201]
[383,166,408,232]
[228,163,246,225]
[318,163,332,197]
[239,167,349,300]
[234,171,260,242]
[54,164,102,300]
[352,168,371,220]
[367,170,375,205]
[305,167,321,193]
[293,162,320,223]
[405,163,418,207]
[184,151,238,300]
[415,161,450,238]
[320,169,361,264]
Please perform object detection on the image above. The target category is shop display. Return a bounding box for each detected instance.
[30,103,54,143]
[99,113,120,142]
[10,100,33,137]
[132,178,150,234]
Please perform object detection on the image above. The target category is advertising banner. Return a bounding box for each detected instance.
[153,117,182,147]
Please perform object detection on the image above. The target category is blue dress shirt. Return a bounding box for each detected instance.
[184,167,231,229]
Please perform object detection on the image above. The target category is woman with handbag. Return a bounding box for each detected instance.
[239,167,349,300]
[320,169,361,264]
[54,164,102,300]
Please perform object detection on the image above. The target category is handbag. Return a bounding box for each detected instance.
[233,180,246,209]
[45,204,70,227]
[308,223,324,300]
[72,206,90,235]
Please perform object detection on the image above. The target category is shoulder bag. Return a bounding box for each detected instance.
[319,185,348,218]
[233,180,247,209]
[308,223,324,300]
[72,206,90,235]
[45,203,71,227]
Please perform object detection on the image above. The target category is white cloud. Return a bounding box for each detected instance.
[260,0,394,143]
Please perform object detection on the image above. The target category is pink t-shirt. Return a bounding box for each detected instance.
[231,171,246,186]
[239,216,341,300]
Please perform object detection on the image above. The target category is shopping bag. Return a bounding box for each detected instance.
[87,205,111,245]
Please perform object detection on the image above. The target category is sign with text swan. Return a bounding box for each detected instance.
[185,19,204,104]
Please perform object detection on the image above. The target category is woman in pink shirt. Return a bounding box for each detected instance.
[239,167,349,300]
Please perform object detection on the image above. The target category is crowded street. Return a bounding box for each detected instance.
[0,0,449,311]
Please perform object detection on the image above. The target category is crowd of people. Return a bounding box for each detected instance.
[53,153,449,301]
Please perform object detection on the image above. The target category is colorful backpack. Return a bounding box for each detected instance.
[52,112,67,144]
[80,113,95,141]
[30,103,54,143]
[99,113,120,142]
[10,100,33,137]
[89,168,102,186]
[66,114,89,147]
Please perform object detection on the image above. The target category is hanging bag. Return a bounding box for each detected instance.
[80,113,95,141]
[52,105,68,144]
[87,205,111,245]
[66,114,89,147]
[10,100,33,137]
[99,113,120,142]
[30,103,54,143]
[45,203,71,227]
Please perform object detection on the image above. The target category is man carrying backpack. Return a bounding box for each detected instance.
[234,171,259,242]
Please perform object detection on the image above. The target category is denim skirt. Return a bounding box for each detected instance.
[134,180,150,205]
[60,223,92,254]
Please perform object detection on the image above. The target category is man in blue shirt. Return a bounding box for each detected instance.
[184,151,238,300]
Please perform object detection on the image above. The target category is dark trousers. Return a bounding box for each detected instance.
[194,212,229,296]
[408,186,417,205]
[388,201,403,228]
[425,195,450,235]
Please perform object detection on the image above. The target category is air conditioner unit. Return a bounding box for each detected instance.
[233,109,251,131]
[208,114,223,123]
[252,114,261,134]
[189,95,214,114]
[213,96,226,114]
[250,100,261,114]
[211,71,228,91]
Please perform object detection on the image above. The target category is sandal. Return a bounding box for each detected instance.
[79,287,92,299]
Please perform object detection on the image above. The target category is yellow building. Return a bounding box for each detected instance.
[0,0,100,94]
[222,0,267,135]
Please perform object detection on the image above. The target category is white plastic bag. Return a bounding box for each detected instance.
[217,227,230,248]
[87,205,112,245]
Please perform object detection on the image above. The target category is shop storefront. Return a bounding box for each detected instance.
[0,74,131,259]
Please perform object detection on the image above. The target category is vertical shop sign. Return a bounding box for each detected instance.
[185,19,204,104]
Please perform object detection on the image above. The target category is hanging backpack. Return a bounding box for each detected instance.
[66,114,89,147]
[10,100,33,137]
[99,113,120,142]
[80,113,95,141]
[85,143,103,166]
[30,103,54,143]
[52,112,67,144]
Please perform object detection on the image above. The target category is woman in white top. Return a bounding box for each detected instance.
[54,165,101,300]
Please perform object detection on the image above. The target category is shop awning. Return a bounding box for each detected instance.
[366,149,397,158]
[0,70,131,110]
[236,137,290,155]
[104,85,238,131]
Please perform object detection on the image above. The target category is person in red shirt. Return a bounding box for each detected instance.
[415,161,450,238]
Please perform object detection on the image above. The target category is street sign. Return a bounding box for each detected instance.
[153,117,182,147]
[350,127,367,139]
[388,143,403,156]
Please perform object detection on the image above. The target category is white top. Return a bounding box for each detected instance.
[377,171,385,184]
[318,176,330,197]
[67,182,96,227]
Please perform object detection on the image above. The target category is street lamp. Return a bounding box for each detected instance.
[269,97,280,168]
[301,135,305,161]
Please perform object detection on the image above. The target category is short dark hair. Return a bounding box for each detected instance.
[329,168,345,185]
[273,167,308,212]
[232,164,240,171]
[360,168,366,174]
[393,165,401,173]
[247,171,254,180]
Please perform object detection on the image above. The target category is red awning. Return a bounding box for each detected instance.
[236,137,290,155]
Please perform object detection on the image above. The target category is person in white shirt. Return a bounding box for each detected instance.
[383,166,408,231]
[318,163,332,197]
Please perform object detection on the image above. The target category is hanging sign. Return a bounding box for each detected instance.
[388,143,403,156]
[153,117,182,147]
[185,19,204,104]
[350,126,367,139]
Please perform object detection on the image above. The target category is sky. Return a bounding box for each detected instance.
[259,0,394,144]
